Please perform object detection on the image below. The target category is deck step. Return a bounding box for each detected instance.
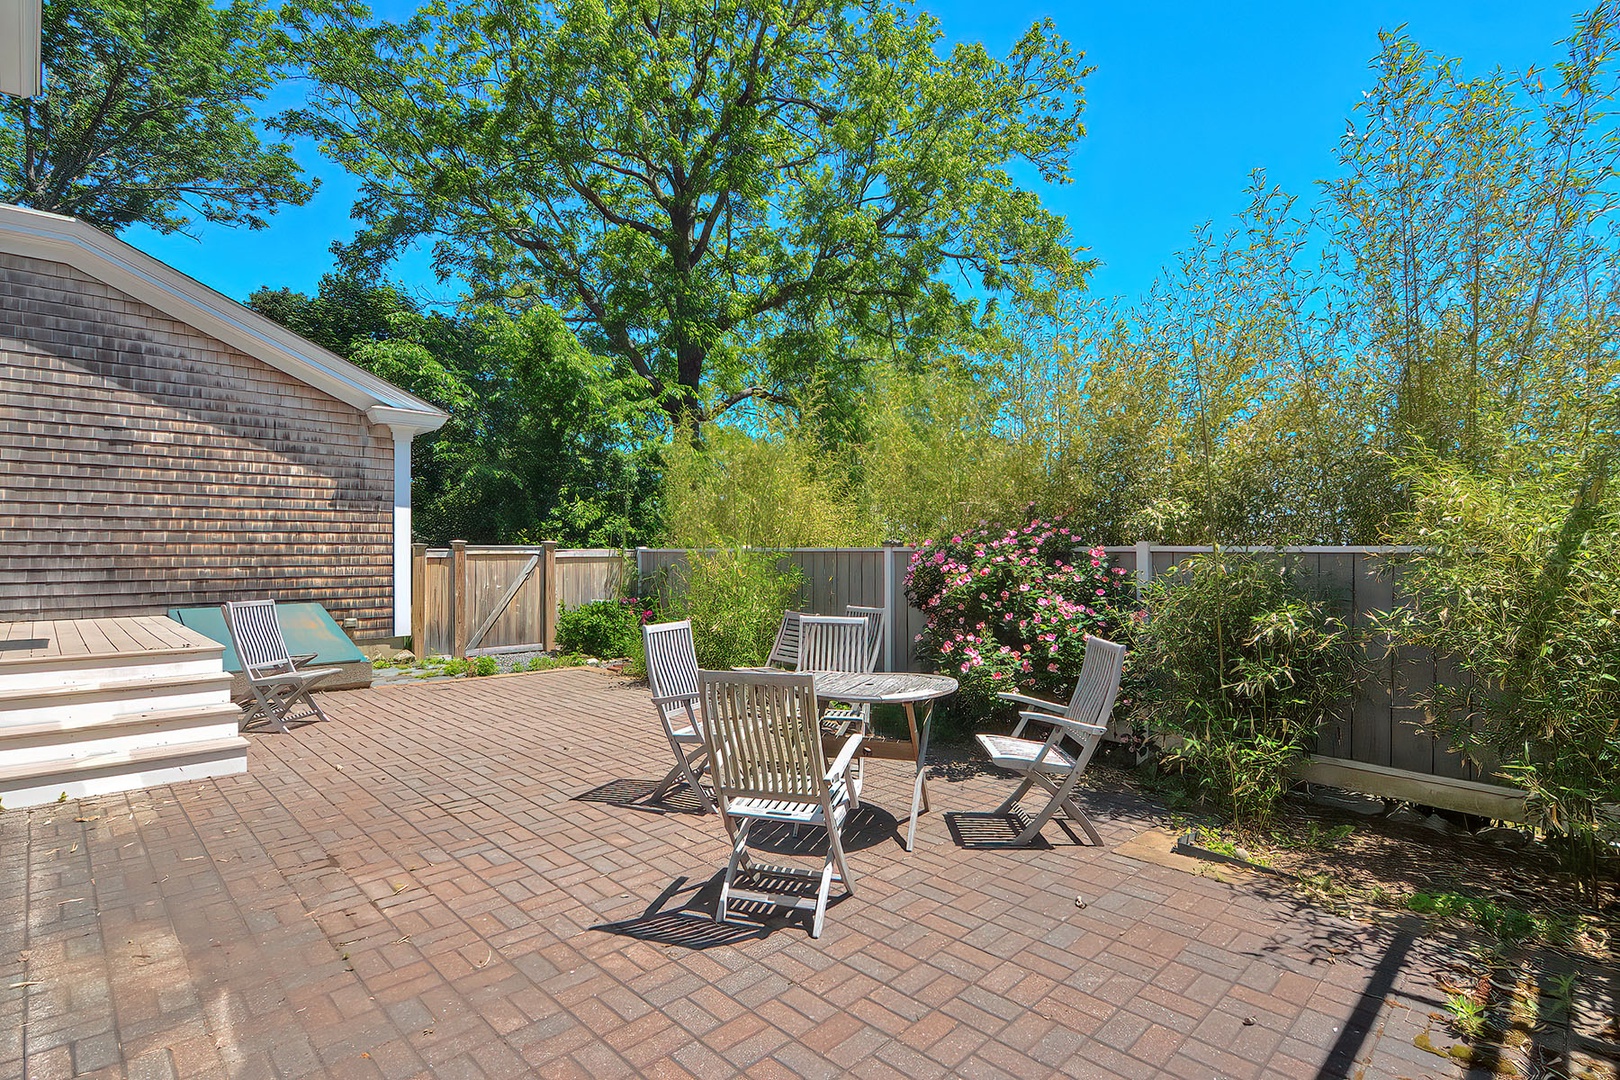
[0,618,248,810]
[0,647,224,692]
[0,669,232,704]
[0,701,242,743]
[0,736,249,809]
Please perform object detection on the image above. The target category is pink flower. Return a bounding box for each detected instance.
[1047,663,1059,672]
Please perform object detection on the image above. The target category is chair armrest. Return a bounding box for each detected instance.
[1010,708,1067,740]
[651,692,698,708]
[244,659,295,678]
[289,652,320,669]
[825,733,865,781]
[997,690,1068,713]
[1024,711,1108,739]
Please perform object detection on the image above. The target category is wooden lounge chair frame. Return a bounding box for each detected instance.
[642,619,716,812]
[978,634,1127,846]
[222,599,342,734]
[700,669,863,938]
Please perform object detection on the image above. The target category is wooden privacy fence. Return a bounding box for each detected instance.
[635,544,1520,812]
[413,544,626,658]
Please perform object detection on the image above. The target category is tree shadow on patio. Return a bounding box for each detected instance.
[570,777,712,814]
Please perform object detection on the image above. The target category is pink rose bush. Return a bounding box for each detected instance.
[904,515,1139,717]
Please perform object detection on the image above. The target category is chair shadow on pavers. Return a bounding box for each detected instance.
[945,810,1058,849]
[738,804,900,857]
[571,776,713,815]
[945,784,1129,849]
[591,874,777,947]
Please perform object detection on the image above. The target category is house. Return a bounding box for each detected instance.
[0,203,448,640]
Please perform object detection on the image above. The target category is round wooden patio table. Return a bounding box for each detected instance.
[803,671,958,852]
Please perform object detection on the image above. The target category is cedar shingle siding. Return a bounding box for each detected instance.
[0,252,396,636]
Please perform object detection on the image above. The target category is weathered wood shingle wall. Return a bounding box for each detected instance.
[0,252,396,636]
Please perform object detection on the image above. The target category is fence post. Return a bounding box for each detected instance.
[410,543,427,654]
[1134,540,1154,594]
[881,545,895,672]
[451,539,469,659]
[542,541,559,652]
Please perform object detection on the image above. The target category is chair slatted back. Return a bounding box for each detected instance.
[644,620,700,718]
[1064,634,1128,729]
[699,670,826,805]
[1035,635,1127,776]
[796,616,872,674]
[844,605,885,671]
[223,600,293,675]
[765,610,807,669]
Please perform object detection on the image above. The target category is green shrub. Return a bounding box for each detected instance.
[525,653,587,672]
[1381,450,1620,888]
[555,598,642,658]
[671,549,804,669]
[470,656,498,677]
[1127,552,1354,826]
[905,514,1138,720]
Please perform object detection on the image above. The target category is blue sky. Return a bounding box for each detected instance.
[129,1,1578,308]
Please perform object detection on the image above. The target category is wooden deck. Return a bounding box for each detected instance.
[0,615,242,808]
[0,615,220,663]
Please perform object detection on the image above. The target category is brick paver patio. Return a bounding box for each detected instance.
[0,669,1601,1079]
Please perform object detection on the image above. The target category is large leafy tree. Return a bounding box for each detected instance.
[285,0,1091,434]
[249,276,663,546]
[0,0,313,234]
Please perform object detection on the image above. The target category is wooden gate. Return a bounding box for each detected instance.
[413,544,629,658]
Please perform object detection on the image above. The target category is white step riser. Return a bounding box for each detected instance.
[0,743,248,810]
[0,683,232,728]
[0,654,224,693]
[0,716,242,768]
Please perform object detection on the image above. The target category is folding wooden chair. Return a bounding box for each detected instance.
[977,634,1127,846]
[844,605,885,672]
[797,615,874,736]
[222,599,342,733]
[642,620,716,812]
[765,610,807,670]
[699,669,864,938]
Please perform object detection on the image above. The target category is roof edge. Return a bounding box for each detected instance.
[0,203,450,430]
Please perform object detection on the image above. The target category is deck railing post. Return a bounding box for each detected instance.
[451,539,469,659]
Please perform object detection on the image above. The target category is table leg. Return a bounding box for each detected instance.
[905,701,935,852]
[903,702,930,813]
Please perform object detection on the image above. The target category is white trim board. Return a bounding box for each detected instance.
[0,202,448,435]
[0,0,40,99]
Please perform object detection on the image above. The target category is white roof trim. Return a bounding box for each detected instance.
[0,202,449,434]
